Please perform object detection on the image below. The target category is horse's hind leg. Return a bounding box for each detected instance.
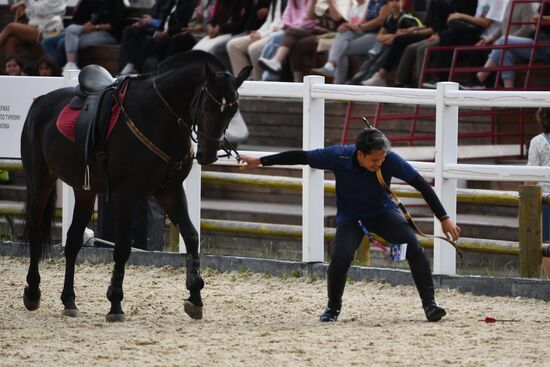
[156,186,204,320]
[105,194,135,322]
[23,177,56,311]
[60,190,96,317]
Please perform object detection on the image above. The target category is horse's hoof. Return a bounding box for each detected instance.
[62,308,81,318]
[105,313,126,322]
[23,286,40,311]
[184,300,203,320]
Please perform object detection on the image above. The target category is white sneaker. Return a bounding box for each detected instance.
[259,57,282,74]
[361,72,386,87]
[62,62,80,72]
[311,63,335,78]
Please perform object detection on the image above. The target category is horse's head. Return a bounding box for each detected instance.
[194,64,252,165]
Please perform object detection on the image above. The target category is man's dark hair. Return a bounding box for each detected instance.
[355,128,391,154]
[537,108,550,133]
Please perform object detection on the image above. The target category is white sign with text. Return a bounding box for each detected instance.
[0,76,64,158]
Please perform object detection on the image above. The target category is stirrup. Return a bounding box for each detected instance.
[82,165,91,190]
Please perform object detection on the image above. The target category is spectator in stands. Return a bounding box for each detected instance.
[309,0,368,81]
[238,127,460,322]
[475,2,549,89]
[0,0,65,55]
[177,0,217,43]
[360,0,423,86]
[60,0,127,72]
[120,0,197,74]
[192,0,249,60]
[393,0,477,88]
[118,0,179,74]
[2,54,25,75]
[259,0,351,82]
[429,0,504,83]
[527,107,550,278]
[310,0,388,84]
[284,0,352,82]
[0,54,27,183]
[35,55,60,76]
[257,0,316,81]
[226,0,287,79]
[209,0,271,71]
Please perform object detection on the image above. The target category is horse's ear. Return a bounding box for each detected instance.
[234,65,252,88]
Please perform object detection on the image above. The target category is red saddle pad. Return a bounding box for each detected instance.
[56,86,127,142]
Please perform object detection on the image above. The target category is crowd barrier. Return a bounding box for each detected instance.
[2,73,550,276]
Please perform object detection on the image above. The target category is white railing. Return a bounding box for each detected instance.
[212,77,550,275]
[2,74,550,275]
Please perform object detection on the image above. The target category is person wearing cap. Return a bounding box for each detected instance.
[238,127,460,322]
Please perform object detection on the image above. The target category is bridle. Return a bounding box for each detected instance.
[153,74,241,159]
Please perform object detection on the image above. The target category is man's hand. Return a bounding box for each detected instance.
[153,30,168,39]
[441,218,461,242]
[82,22,95,33]
[427,33,439,43]
[238,155,261,169]
[136,14,152,27]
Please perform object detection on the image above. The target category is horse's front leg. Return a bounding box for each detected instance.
[156,186,204,320]
[105,195,135,322]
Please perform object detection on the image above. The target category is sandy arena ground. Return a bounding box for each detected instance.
[0,256,548,367]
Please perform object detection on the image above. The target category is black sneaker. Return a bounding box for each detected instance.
[423,302,446,322]
[319,307,340,322]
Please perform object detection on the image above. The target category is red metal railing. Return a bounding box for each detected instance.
[341,0,549,159]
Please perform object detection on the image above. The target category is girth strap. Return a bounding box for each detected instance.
[375,169,463,258]
[126,116,172,163]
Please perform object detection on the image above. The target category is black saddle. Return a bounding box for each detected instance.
[69,64,128,189]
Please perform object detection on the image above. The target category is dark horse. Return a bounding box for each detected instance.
[20,50,251,321]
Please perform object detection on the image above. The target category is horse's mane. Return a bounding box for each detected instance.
[156,50,226,76]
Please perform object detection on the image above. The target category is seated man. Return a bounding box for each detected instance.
[118,0,178,74]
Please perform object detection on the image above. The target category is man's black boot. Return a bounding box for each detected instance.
[423,300,447,322]
[319,307,341,322]
[408,253,447,322]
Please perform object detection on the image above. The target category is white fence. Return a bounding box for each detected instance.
[2,74,550,275]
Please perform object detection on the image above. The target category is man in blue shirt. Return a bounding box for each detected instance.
[239,128,460,322]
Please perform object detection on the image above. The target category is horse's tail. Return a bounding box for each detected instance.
[21,96,57,259]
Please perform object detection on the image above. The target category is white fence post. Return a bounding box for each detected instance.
[302,76,325,262]
[434,82,459,274]
[181,143,201,253]
[61,70,80,245]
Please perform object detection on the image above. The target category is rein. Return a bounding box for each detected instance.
[375,169,463,258]
[120,72,240,168]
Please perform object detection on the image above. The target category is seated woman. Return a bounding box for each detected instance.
[60,0,127,72]
[476,2,549,89]
[0,0,65,55]
[259,0,350,82]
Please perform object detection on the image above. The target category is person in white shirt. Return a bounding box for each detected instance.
[0,0,65,55]
[527,107,550,278]
[227,0,288,80]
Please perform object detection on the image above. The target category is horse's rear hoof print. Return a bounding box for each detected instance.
[105,313,126,322]
[23,286,41,311]
[184,300,203,320]
[62,308,81,318]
